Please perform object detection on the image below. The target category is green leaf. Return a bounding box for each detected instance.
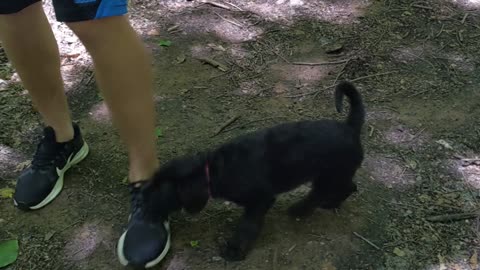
[190,240,199,248]
[0,239,19,267]
[155,127,163,138]
[158,40,172,47]
[0,188,14,199]
[121,176,129,185]
[393,247,405,257]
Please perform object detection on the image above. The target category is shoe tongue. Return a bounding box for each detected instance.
[36,127,59,155]
[42,127,57,143]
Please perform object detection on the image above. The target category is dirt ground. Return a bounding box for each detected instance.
[1,0,479,269]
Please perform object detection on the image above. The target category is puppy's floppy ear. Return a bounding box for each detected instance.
[150,152,209,214]
[142,176,181,214]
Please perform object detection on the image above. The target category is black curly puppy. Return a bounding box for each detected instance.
[142,80,366,261]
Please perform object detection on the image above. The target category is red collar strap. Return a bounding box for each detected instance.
[205,162,212,198]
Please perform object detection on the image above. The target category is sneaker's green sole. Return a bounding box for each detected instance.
[117,221,171,268]
[15,141,90,210]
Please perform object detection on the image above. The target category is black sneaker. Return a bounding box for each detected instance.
[13,123,89,210]
[117,183,171,269]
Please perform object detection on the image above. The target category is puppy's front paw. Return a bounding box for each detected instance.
[220,242,247,261]
[318,200,342,210]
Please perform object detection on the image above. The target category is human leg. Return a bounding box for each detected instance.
[55,1,168,267]
[0,1,89,210]
[0,1,74,142]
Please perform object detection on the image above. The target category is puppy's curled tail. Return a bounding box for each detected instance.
[334,81,365,136]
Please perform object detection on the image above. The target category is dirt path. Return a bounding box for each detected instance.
[1,0,479,269]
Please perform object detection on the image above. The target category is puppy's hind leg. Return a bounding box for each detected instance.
[287,185,322,218]
[220,196,275,261]
[318,180,357,210]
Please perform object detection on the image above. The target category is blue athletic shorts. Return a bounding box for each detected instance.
[0,0,128,22]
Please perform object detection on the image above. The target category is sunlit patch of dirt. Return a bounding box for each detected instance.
[450,155,480,189]
[41,1,92,95]
[229,44,252,60]
[450,0,480,8]
[236,80,264,96]
[424,259,473,270]
[273,81,290,94]
[178,12,264,43]
[366,110,399,122]
[439,52,476,73]
[165,253,189,270]
[391,46,434,65]
[238,0,370,25]
[392,45,477,74]
[131,0,370,26]
[88,102,112,124]
[270,62,331,83]
[64,221,114,261]
[0,145,26,179]
[384,124,429,150]
[363,154,417,188]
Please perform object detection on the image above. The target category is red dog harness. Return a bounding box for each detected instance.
[205,162,212,198]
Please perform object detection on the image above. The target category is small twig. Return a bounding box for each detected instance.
[46,220,83,241]
[313,59,350,98]
[461,13,469,24]
[353,232,381,250]
[284,84,334,98]
[308,233,327,238]
[426,212,478,223]
[200,0,231,10]
[211,115,240,137]
[249,86,274,99]
[409,127,426,141]
[85,73,95,86]
[336,70,397,84]
[287,244,297,253]
[458,30,464,43]
[369,125,375,137]
[224,1,243,11]
[168,29,183,34]
[272,247,278,270]
[291,59,349,66]
[195,57,229,72]
[408,89,431,98]
[214,11,243,28]
[393,48,435,69]
[273,50,291,64]
[411,4,433,10]
[435,24,445,38]
[209,70,232,80]
[461,158,480,162]
[167,25,180,32]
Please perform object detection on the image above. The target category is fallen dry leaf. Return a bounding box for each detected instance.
[470,250,478,270]
[438,254,447,270]
[321,260,337,270]
[436,139,453,150]
[15,160,31,172]
[147,29,160,36]
[207,43,226,51]
[175,54,186,64]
